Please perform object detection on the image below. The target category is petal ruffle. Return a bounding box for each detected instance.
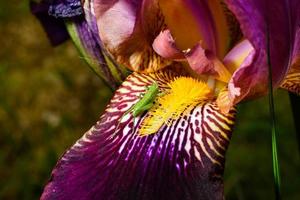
[224,0,300,105]
[152,29,185,60]
[41,69,236,200]
[185,44,232,83]
[94,0,171,72]
[153,31,232,83]
[66,0,129,89]
[30,0,70,46]
[48,0,84,18]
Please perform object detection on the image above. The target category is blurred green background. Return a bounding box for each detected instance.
[0,1,299,200]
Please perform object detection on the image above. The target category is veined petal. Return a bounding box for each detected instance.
[41,70,236,200]
[224,0,299,105]
[94,0,171,72]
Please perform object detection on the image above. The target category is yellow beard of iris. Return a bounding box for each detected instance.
[139,77,213,136]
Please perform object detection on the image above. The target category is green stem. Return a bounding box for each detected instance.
[266,21,281,200]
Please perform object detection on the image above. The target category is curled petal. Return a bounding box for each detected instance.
[95,0,171,72]
[152,29,185,60]
[225,0,299,104]
[223,39,254,74]
[218,41,256,112]
[41,70,236,200]
[185,44,232,83]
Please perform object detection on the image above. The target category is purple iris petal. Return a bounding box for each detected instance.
[225,0,300,104]
[71,17,127,89]
[41,70,236,200]
[289,1,300,66]
[182,0,217,53]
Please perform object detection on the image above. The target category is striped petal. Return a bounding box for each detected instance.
[41,70,236,200]
[66,0,129,89]
[94,0,171,73]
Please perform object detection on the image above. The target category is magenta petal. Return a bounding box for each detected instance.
[152,29,185,60]
[225,0,299,103]
[41,70,236,200]
[289,1,300,64]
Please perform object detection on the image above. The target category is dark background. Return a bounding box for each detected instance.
[0,1,299,199]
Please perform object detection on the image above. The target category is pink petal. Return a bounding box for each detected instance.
[94,0,170,72]
[94,0,140,50]
[185,44,232,83]
[152,29,185,60]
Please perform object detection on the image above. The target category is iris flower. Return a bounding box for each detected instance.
[31,0,300,199]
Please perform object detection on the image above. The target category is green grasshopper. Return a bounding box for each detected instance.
[113,82,161,135]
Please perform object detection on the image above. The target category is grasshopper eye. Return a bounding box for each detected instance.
[146,85,151,90]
